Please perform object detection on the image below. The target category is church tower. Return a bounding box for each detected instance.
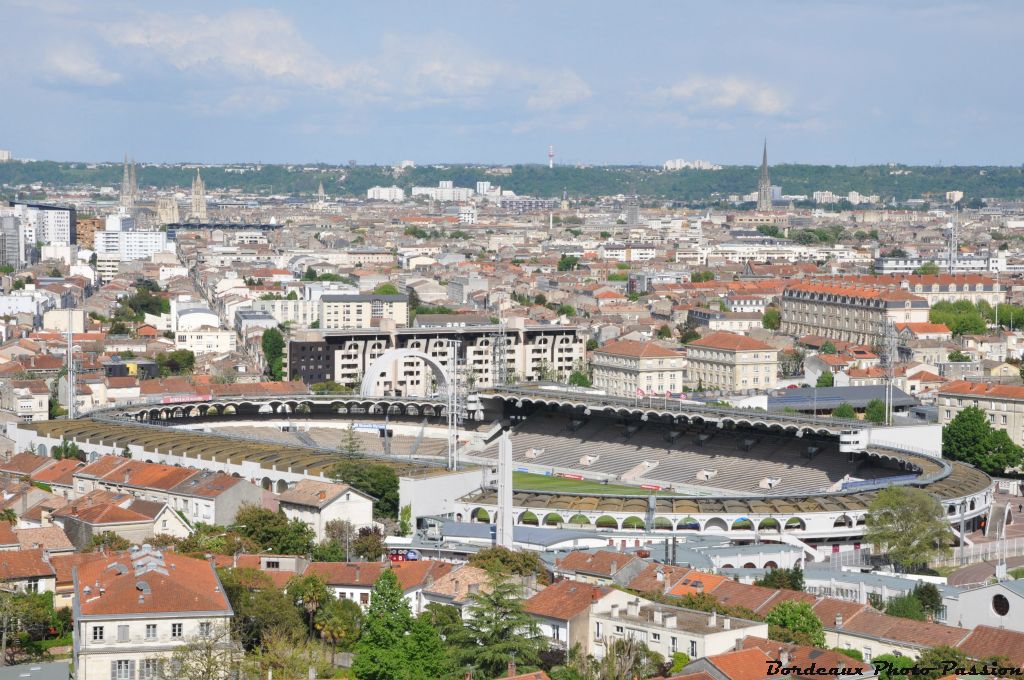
[757,141,772,211]
[119,155,137,211]
[190,168,208,222]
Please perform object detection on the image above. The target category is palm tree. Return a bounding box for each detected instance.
[0,509,16,525]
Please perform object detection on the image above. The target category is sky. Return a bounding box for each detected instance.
[1,0,1022,166]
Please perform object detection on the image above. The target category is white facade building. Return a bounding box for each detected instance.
[366,186,406,202]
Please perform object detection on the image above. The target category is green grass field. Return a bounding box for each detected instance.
[512,471,667,495]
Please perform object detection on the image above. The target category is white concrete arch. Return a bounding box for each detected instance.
[360,348,451,397]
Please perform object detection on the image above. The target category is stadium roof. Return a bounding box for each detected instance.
[767,385,917,411]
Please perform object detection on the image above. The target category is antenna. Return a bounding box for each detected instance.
[948,205,959,274]
[548,145,555,169]
[66,309,75,421]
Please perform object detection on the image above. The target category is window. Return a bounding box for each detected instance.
[690,640,697,657]
[26,577,39,593]
[114,660,132,680]
[863,647,872,663]
[594,622,603,639]
[652,632,661,642]
[670,636,677,652]
[199,622,212,637]
[171,623,183,639]
[993,594,1011,616]
[117,625,129,642]
[92,626,104,642]
[360,593,369,605]
[266,560,280,570]
[146,624,157,640]
[614,625,624,635]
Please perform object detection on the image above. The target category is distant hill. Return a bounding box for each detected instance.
[2,160,1023,202]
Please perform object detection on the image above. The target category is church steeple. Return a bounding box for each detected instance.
[757,140,772,211]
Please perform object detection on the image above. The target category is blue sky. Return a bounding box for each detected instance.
[2,0,1022,165]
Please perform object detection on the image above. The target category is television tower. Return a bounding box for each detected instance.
[548,145,555,169]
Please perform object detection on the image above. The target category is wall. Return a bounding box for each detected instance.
[399,468,488,521]
[868,424,942,457]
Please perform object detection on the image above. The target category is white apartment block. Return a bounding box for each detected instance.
[591,340,686,398]
[175,327,237,355]
[366,185,406,201]
[686,331,779,392]
[11,202,74,246]
[780,281,930,345]
[598,242,658,262]
[319,294,409,330]
[94,230,169,261]
[73,547,234,680]
[286,318,585,395]
[411,181,474,202]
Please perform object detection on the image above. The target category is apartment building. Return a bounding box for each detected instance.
[938,380,1024,446]
[780,282,930,345]
[285,318,586,395]
[591,340,685,398]
[0,379,50,421]
[73,547,234,680]
[319,293,409,329]
[598,243,658,263]
[174,327,237,355]
[686,309,763,335]
[686,332,779,392]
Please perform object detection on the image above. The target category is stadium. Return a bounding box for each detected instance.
[5,388,994,560]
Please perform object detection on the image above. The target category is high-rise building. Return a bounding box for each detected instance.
[119,155,138,211]
[0,215,24,269]
[756,141,772,211]
[190,169,207,222]
[625,193,641,228]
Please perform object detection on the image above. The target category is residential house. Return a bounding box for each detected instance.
[525,579,628,651]
[590,341,686,398]
[686,332,779,392]
[552,550,645,586]
[0,548,55,594]
[53,491,191,550]
[277,479,375,541]
[305,560,454,614]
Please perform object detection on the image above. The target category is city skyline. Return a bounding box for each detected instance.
[1,1,1023,166]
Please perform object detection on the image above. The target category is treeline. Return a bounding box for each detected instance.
[4,161,1024,200]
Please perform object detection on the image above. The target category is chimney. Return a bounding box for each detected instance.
[610,604,619,617]
[835,612,843,628]
[779,648,790,666]
[318,491,326,501]
[355,564,361,582]
[708,610,717,627]
[663,613,676,628]
[627,599,639,617]
[656,568,665,582]
[507,658,517,677]
[610,561,617,574]
[723,618,730,630]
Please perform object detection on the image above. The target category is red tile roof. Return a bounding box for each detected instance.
[0,451,55,476]
[688,331,775,352]
[594,340,679,359]
[555,550,638,577]
[959,625,1024,667]
[524,579,608,620]
[939,380,1024,400]
[306,560,453,591]
[0,549,54,581]
[31,458,84,485]
[704,647,774,680]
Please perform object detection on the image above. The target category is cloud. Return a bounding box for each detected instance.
[44,45,120,86]
[656,76,788,115]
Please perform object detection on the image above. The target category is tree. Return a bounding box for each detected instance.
[341,426,364,457]
[156,349,195,376]
[568,369,592,388]
[455,573,547,678]
[217,568,305,650]
[398,504,413,537]
[86,531,130,552]
[352,570,414,680]
[942,406,1024,475]
[831,403,856,419]
[233,505,314,555]
[915,645,968,680]
[315,596,363,650]
[765,601,825,647]
[820,341,837,354]
[864,399,887,424]
[690,271,714,282]
[403,613,454,680]
[586,339,598,351]
[557,303,576,317]
[947,349,971,362]
[468,546,547,580]
[419,603,464,642]
[557,255,580,271]
[871,653,915,680]
[912,582,943,618]
[374,283,400,295]
[244,631,334,680]
[864,486,953,571]
[815,371,834,388]
[261,327,285,380]
[158,625,244,680]
[762,308,781,330]
[287,573,331,637]
[754,567,804,592]
[657,324,674,339]
[353,526,387,561]
[913,261,941,275]
[0,509,14,526]
[884,594,925,620]
[556,637,665,680]
[534,293,548,306]
[330,460,399,518]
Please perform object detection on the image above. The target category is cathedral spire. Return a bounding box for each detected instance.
[757,139,772,211]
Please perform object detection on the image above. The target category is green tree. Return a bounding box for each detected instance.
[884,594,925,620]
[158,625,244,680]
[657,324,674,339]
[419,602,465,642]
[557,255,580,271]
[864,486,953,571]
[586,338,598,351]
[403,613,454,679]
[456,573,546,679]
[353,526,387,561]
[754,567,804,592]
[871,653,915,680]
[947,349,971,362]
[815,371,834,388]
[762,307,781,330]
[568,369,592,388]
[330,460,399,518]
[557,303,576,317]
[315,596,363,650]
[765,601,825,647]
[156,349,195,376]
[820,341,837,354]
[373,283,400,295]
[287,573,331,637]
[398,504,413,537]
[912,582,943,618]
[690,271,714,282]
[233,505,314,555]
[352,570,414,680]
[217,568,305,650]
[913,261,941,275]
[468,547,548,581]
[86,531,131,552]
[864,399,887,424]
[534,293,547,306]
[244,631,334,680]
[261,327,285,380]
[942,406,1024,475]
[831,403,856,419]
[915,645,968,680]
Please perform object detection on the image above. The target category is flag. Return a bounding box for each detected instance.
[636,388,645,397]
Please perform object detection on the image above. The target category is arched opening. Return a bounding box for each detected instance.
[231,472,241,478]
[595,515,619,529]
[567,514,590,526]
[652,517,674,531]
[542,512,564,526]
[677,516,700,530]
[785,517,806,531]
[275,479,289,493]
[758,518,780,531]
[703,517,729,532]
[743,562,756,568]
[970,499,976,511]
[223,405,236,415]
[731,517,754,530]
[471,508,490,523]
[258,404,273,414]
[721,563,734,569]
[948,505,955,515]
[764,561,778,569]
[621,516,646,530]
[361,349,451,397]
[833,515,853,528]
[519,511,539,526]
[261,477,272,490]
[37,444,46,456]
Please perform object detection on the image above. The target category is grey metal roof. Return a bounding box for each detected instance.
[0,662,71,680]
[437,520,598,547]
[768,385,918,410]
